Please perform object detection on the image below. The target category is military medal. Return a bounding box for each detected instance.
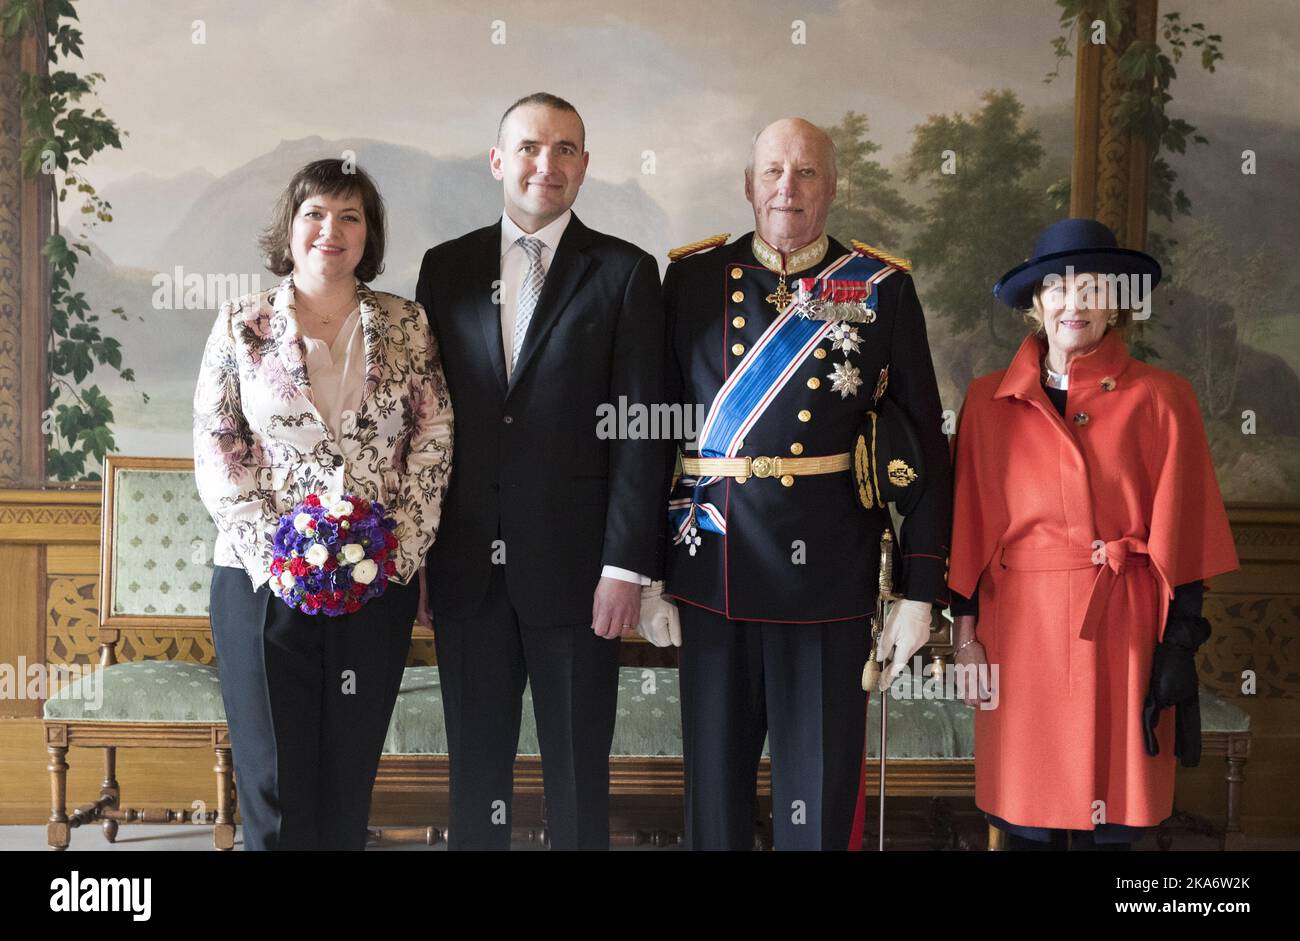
[792,277,877,323]
[872,365,889,404]
[765,276,793,311]
[828,360,864,399]
[829,322,863,354]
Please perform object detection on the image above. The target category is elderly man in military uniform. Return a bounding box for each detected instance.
[640,117,952,850]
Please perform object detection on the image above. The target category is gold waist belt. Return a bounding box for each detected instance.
[682,452,851,484]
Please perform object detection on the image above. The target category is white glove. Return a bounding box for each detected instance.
[637,581,681,647]
[876,598,933,683]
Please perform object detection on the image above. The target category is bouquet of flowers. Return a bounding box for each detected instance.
[269,493,399,615]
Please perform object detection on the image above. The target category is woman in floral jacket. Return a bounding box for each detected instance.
[193,158,453,850]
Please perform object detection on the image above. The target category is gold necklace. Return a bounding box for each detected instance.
[299,292,357,326]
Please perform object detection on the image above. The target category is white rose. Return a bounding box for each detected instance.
[305,544,330,567]
[293,512,314,534]
[352,559,378,585]
[341,543,365,564]
[329,500,354,517]
[279,571,297,590]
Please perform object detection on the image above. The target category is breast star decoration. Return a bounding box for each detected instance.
[829,322,863,354]
[828,360,864,399]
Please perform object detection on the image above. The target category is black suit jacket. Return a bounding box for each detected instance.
[417,213,666,625]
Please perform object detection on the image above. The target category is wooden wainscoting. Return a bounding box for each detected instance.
[2,487,1298,838]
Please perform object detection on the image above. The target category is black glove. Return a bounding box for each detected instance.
[1142,614,1211,767]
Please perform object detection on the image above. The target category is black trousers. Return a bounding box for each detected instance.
[678,603,871,850]
[209,565,417,850]
[432,565,621,850]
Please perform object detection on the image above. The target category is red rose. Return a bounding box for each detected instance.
[384,532,399,550]
[270,558,284,575]
[304,494,321,507]
[351,582,367,596]
[324,558,338,572]
[344,598,361,613]
[289,557,309,576]
[383,560,397,575]
[373,549,388,563]
[303,594,321,609]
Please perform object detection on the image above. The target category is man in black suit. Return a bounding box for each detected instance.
[415,93,665,850]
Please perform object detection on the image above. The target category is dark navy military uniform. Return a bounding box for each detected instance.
[662,231,951,849]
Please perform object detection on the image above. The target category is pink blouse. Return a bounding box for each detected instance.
[298,306,365,442]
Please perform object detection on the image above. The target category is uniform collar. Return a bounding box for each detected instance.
[751,231,829,275]
[995,329,1132,401]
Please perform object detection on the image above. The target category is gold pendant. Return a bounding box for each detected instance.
[766,275,792,310]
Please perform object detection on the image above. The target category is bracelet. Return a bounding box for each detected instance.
[954,637,979,655]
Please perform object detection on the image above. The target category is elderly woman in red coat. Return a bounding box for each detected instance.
[947,219,1239,851]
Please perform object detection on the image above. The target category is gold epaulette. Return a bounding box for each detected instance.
[668,233,730,262]
[851,240,912,272]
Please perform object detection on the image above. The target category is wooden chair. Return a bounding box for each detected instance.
[44,456,236,850]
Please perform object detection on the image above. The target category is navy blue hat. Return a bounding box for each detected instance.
[992,218,1162,309]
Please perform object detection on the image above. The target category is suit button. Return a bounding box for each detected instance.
[731,291,745,303]
[813,348,827,360]
[732,343,745,356]
[503,415,514,424]
[790,442,804,455]
[1073,412,1090,425]
[806,377,821,390]
[731,267,743,280]
[797,410,811,422]
[1100,376,1117,391]
[780,475,795,487]
[332,455,343,468]
[732,316,746,328]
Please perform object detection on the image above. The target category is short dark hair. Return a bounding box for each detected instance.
[259,158,387,282]
[496,92,585,150]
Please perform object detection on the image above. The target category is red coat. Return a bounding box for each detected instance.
[947,330,1239,829]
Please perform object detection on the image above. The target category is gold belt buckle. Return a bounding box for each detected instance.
[749,455,776,479]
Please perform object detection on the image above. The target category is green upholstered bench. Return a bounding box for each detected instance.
[43,456,1254,851]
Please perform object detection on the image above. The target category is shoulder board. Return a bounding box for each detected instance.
[668,233,730,262]
[851,240,912,272]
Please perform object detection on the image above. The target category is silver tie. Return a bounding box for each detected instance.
[511,236,546,374]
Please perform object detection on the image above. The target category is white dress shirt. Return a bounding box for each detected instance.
[499,209,571,379]
[298,305,364,442]
[498,210,648,588]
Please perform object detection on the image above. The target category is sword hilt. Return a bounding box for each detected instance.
[878,529,894,597]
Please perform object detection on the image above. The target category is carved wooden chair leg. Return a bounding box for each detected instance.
[47,744,70,851]
[1223,752,1247,851]
[213,746,236,851]
[100,747,120,843]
